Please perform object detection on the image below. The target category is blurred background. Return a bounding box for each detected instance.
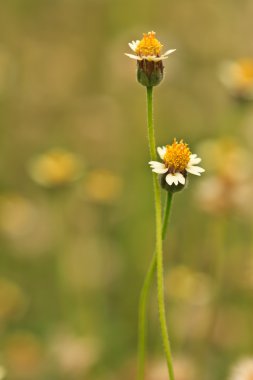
[1,1,253,379]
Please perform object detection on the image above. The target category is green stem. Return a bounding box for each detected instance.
[137,86,175,380]
[146,86,157,161]
[137,191,173,380]
[154,178,174,380]
[137,249,156,380]
[162,192,173,240]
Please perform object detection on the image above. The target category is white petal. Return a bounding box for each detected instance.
[186,165,205,176]
[152,168,168,174]
[166,174,174,185]
[175,172,185,185]
[149,161,166,169]
[163,49,176,56]
[128,43,136,52]
[189,154,202,165]
[149,161,167,174]
[192,166,205,173]
[166,173,178,186]
[157,146,166,160]
[125,53,142,60]
[189,156,202,165]
[128,40,140,52]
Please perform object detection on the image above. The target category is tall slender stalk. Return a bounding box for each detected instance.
[137,86,175,380]
[137,191,173,380]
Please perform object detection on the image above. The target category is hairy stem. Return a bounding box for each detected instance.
[137,191,173,380]
[137,86,175,380]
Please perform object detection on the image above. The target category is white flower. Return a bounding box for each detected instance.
[149,139,205,187]
[125,31,176,62]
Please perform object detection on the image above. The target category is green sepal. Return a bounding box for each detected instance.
[137,60,164,87]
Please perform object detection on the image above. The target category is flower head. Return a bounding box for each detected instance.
[125,31,175,87]
[126,31,175,62]
[149,139,205,192]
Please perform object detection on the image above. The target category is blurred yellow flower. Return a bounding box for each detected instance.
[28,148,83,188]
[84,169,123,204]
[219,59,253,100]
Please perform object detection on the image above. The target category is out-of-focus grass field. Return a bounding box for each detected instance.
[1,1,253,379]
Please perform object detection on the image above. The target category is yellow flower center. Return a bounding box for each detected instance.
[135,31,163,57]
[164,139,191,173]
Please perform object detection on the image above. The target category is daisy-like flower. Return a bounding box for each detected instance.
[149,139,205,192]
[126,31,175,62]
[125,31,175,87]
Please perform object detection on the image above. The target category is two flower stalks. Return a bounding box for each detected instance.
[126,31,205,380]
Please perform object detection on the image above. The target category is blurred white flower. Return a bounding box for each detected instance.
[229,358,253,380]
[50,331,100,375]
